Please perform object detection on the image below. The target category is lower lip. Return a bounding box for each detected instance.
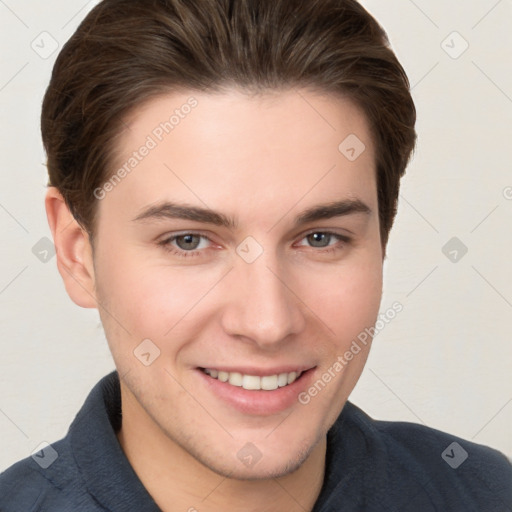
[195,368,316,416]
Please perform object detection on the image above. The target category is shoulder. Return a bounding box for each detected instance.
[344,401,512,509]
[0,438,100,512]
[375,413,512,479]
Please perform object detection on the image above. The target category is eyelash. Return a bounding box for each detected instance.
[157,230,351,259]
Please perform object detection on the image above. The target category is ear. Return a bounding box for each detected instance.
[45,187,97,309]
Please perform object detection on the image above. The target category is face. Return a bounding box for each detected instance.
[91,88,383,479]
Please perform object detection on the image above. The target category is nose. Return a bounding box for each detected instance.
[220,248,306,350]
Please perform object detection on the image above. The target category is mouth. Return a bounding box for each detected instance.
[199,367,304,391]
[196,365,316,415]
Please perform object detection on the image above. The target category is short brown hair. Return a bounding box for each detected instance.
[42,0,416,249]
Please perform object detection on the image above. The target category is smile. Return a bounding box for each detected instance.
[201,368,303,391]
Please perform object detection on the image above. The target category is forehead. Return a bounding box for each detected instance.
[100,88,377,226]
[119,87,374,154]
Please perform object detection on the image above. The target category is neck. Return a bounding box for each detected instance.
[117,382,326,512]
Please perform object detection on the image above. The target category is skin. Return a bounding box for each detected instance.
[46,88,384,512]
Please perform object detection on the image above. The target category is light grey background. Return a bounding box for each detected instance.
[1,0,511,471]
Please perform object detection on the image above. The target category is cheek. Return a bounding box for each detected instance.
[95,245,225,337]
[299,255,383,341]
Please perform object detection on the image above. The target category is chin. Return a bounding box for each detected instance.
[188,429,322,482]
[209,447,314,481]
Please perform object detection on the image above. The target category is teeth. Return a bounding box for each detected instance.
[203,368,302,390]
[261,375,278,391]
[228,372,243,387]
[243,375,261,390]
[277,373,288,387]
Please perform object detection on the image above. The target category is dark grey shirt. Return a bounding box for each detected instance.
[1,371,511,511]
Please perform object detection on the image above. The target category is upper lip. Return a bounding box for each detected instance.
[198,365,315,377]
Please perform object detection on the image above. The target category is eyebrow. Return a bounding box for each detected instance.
[131,198,372,230]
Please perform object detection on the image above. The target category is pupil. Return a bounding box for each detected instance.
[178,235,199,250]
[309,233,329,247]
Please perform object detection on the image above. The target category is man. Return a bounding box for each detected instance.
[1,0,510,510]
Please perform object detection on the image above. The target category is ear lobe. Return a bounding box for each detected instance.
[45,187,97,309]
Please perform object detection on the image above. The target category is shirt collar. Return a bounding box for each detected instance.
[69,371,161,511]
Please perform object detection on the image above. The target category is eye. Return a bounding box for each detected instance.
[296,231,350,253]
[158,232,212,258]
[158,230,351,259]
